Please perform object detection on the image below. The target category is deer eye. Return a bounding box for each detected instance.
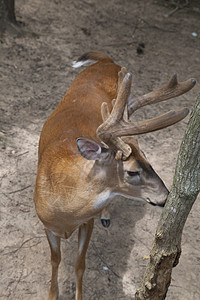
[127,171,139,177]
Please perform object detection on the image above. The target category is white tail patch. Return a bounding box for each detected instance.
[72,59,96,68]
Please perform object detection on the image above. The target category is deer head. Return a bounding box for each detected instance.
[77,67,195,207]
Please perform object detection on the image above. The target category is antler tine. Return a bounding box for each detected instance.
[111,72,132,121]
[102,67,128,122]
[118,67,128,93]
[112,108,189,137]
[128,73,196,116]
[118,67,129,122]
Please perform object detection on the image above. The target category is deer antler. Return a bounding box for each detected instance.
[97,70,133,159]
[128,73,196,115]
[96,68,196,160]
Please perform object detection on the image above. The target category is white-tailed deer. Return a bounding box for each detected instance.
[34,51,195,300]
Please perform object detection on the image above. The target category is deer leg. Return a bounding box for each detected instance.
[101,205,110,227]
[75,218,94,300]
[45,229,61,300]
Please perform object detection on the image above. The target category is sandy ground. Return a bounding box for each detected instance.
[0,0,200,299]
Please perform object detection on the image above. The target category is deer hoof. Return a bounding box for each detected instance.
[101,219,110,228]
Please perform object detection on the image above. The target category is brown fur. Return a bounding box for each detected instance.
[34,52,168,300]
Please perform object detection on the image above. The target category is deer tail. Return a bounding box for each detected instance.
[72,51,113,68]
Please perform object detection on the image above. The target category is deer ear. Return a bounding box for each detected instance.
[77,138,102,160]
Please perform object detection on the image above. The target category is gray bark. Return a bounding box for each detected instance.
[0,0,17,35]
[135,93,200,299]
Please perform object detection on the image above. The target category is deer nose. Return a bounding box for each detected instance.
[157,200,166,208]
[146,188,169,207]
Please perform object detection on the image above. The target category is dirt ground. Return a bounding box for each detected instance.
[0,0,200,299]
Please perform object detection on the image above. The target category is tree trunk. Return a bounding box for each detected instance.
[0,0,17,35]
[135,93,200,300]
